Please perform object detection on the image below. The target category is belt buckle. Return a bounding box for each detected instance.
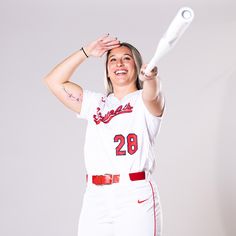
[103,174,113,185]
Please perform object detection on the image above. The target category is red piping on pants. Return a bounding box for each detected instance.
[149,181,157,236]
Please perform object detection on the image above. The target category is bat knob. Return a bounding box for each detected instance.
[182,10,193,19]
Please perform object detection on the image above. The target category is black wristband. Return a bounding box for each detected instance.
[81,47,89,58]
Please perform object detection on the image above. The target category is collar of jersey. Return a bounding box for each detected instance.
[108,89,141,102]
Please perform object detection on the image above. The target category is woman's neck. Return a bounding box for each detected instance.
[113,85,138,100]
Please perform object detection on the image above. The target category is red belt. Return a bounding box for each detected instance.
[86,171,146,185]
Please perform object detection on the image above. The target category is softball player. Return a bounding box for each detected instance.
[44,34,165,236]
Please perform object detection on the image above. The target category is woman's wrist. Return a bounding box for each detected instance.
[140,73,159,82]
[139,66,159,82]
[80,47,89,58]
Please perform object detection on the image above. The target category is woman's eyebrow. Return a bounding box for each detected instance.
[109,53,132,59]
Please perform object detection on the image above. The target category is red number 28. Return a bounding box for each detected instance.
[114,133,138,156]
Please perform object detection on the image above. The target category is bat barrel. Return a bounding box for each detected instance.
[165,7,194,43]
[144,7,194,74]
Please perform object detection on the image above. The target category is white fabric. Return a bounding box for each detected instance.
[76,89,163,175]
[77,180,162,236]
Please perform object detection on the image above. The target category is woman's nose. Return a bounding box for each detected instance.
[116,59,123,66]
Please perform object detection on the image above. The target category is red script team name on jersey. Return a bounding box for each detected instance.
[93,103,133,125]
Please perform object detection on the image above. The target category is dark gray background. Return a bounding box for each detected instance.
[1,0,236,235]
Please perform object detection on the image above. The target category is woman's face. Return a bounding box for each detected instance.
[107,46,137,89]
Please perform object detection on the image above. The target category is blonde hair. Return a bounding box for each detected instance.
[104,42,143,95]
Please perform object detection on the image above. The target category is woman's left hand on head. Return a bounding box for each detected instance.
[84,34,120,58]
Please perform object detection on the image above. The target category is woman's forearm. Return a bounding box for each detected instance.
[142,76,162,101]
[44,48,88,85]
[141,70,165,116]
[43,34,119,86]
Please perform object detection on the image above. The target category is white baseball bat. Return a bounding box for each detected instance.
[145,7,194,74]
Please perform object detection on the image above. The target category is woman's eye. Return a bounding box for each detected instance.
[110,58,116,62]
[124,57,131,60]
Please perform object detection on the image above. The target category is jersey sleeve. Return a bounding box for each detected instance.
[76,89,102,120]
[139,91,165,144]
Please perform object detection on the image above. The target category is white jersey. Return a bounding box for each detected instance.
[76,89,163,175]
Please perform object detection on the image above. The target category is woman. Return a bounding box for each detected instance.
[44,34,165,236]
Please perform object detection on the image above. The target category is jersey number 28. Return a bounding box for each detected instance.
[114,133,138,156]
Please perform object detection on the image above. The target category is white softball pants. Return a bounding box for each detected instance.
[77,179,162,236]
